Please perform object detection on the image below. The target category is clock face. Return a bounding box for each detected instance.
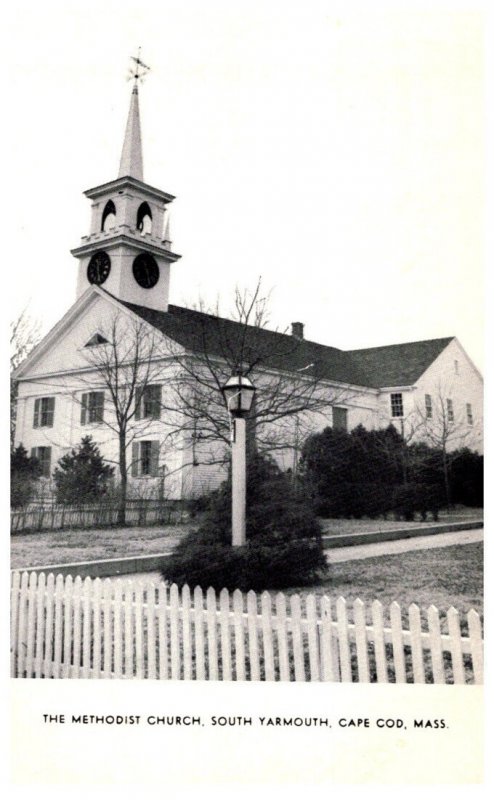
[87,251,111,285]
[133,253,159,289]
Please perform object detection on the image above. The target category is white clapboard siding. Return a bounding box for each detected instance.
[10,572,484,685]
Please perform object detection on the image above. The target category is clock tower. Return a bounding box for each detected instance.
[71,69,181,312]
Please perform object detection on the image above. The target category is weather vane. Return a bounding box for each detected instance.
[127,47,151,85]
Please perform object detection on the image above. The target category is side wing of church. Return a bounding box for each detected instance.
[13,78,483,501]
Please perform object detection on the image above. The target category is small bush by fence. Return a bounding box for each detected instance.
[11,571,483,683]
[11,499,188,534]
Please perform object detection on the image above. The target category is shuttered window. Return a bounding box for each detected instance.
[135,385,162,420]
[33,397,55,428]
[30,446,52,478]
[131,440,160,477]
[425,394,432,419]
[447,399,454,422]
[81,392,105,424]
[466,403,473,425]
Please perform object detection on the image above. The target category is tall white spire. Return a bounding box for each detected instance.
[118,85,144,181]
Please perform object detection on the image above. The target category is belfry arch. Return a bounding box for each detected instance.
[137,202,152,234]
[101,200,116,232]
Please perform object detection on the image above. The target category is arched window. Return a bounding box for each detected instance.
[101,200,116,232]
[137,202,152,235]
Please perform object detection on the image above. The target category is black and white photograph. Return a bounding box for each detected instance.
[7,0,486,788]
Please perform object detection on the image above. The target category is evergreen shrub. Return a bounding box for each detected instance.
[53,436,114,505]
[11,444,40,508]
[162,454,328,591]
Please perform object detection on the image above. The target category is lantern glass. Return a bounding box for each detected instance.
[221,373,256,415]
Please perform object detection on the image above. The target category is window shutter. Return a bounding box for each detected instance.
[153,385,162,419]
[135,391,142,421]
[150,441,160,477]
[44,447,52,478]
[131,442,140,477]
[95,392,104,422]
[81,393,88,425]
[33,399,40,428]
[46,397,55,427]
[31,447,37,459]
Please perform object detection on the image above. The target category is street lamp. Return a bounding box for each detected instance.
[221,372,256,547]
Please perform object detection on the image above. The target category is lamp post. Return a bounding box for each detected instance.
[221,372,256,547]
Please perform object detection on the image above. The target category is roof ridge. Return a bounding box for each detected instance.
[347,336,454,354]
[110,295,455,388]
[167,303,345,353]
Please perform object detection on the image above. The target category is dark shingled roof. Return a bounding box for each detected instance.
[117,296,453,389]
[346,337,455,387]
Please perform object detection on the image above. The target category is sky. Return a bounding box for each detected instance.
[5,0,485,369]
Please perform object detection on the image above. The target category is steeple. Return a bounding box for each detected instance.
[71,52,181,313]
[118,85,144,180]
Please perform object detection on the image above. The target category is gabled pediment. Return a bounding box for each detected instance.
[13,287,185,381]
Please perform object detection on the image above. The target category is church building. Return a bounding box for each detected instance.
[13,72,484,500]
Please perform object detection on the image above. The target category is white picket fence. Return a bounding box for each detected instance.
[10,571,483,684]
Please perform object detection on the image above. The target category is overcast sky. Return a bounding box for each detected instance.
[6,0,484,369]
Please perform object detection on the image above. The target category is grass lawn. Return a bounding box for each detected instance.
[319,506,483,536]
[10,524,189,569]
[282,542,483,626]
[11,505,482,570]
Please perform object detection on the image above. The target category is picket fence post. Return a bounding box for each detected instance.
[10,572,484,685]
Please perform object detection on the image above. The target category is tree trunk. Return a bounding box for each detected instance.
[442,447,451,509]
[118,430,127,525]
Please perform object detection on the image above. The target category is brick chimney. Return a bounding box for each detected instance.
[291,321,304,340]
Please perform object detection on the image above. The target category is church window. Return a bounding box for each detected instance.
[31,446,52,478]
[81,392,105,424]
[332,407,348,431]
[466,403,473,425]
[101,200,116,232]
[135,385,161,420]
[84,333,109,347]
[131,440,159,477]
[390,393,403,418]
[137,202,152,234]
[447,398,454,422]
[425,394,432,418]
[33,397,55,428]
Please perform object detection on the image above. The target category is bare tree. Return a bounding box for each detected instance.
[158,280,355,470]
[10,309,41,448]
[69,283,355,517]
[411,383,478,505]
[79,313,174,523]
[377,412,427,485]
